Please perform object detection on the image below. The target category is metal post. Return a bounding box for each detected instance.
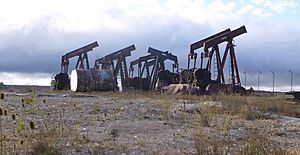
[258,71,261,91]
[271,71,275,93]
[243,71,246,89]
[289,70,293,92]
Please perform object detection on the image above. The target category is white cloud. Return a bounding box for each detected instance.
[252,8,263,15]
[0,0,270,34]
[251,0,265,5]
[237,4,255,15]
[0,0,299,86]
[0,72,51,86]
[264,0,295,13]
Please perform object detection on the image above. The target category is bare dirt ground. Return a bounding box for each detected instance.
[0,90,300,154]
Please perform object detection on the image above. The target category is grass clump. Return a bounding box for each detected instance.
[240,131,292,155]
[22,97,34,105]
[31,141,61,155]
[15,117,25,133]
[31,128,63,155]
[193,131,230,155]
[215,95,266,120]
[197,104,217,127]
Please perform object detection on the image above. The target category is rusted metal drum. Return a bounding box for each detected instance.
[70,69,116,92]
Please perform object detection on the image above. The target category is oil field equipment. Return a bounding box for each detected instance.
[129,54,156,90]
[51,41,99,90]
[70,68,116,92]
[129,47,179,90]
[94,45,136,90]
[188,25,247,94]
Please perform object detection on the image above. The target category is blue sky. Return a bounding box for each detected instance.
[0,0,299,90]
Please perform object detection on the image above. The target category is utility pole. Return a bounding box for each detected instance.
[289,70,293,92]
[258,71,261,91]
[243,71,247,89]
[271,71,275,93]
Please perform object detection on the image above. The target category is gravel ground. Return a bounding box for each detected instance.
[0,91,299,154]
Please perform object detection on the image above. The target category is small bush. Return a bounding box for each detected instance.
[31,141,61,155]
[239,105,264,120]
[22,97,34,105]
[197,104,216,127]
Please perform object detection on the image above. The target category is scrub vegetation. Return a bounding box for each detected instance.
[0,90,299,154]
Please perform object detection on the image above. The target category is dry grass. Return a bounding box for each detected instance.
[196,104,218,127]
[30,126,69,155]
[193,127,295,155]
[193,131,232,155]
[211,95,300,119]
[239,130,295,155]
[1,90,300,154]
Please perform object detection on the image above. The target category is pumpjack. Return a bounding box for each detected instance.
[129,47,179,90]
[129,54,156,90]
[94,45,136,90]
[186,25,247,94]
[51,41,99,90]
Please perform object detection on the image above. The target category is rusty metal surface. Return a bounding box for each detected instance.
[61,41,99,73]
[64,41,99,59]
[185,25,247,95]
[94,45,136,90]
[94,44,135,68]
[70,68,116,92]
[148,47,178,71]
[190,29,230,55]
[203,26,247,52]
[127,77,151,90]
[129,47,179,90]
[194,68,211,89]
[162,84,200,95]
[53,41,99,90]
[53,73,70,90]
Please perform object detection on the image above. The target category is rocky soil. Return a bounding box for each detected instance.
[0,91,299,154]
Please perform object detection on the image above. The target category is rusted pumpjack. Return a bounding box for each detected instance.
[129,47,179,90]
[94,45,136,90]
[51,41,99,90]
[187,26,247,94]
[129,54,156,90]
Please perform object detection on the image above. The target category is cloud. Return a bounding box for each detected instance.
[264,0,295,13]
[252,8,263,15]
[0,72,51,86]
[0,0,299,87]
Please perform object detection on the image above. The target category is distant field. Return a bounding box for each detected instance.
[1,85,49,92]
[0,88,299,154]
